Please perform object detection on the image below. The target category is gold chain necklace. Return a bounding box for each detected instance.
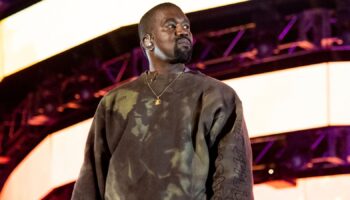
[145,71,184,105]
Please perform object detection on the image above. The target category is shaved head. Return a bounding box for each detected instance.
[138,2,193,66]
[138,3,182,41]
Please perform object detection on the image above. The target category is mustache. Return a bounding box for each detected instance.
[175,36,192,45]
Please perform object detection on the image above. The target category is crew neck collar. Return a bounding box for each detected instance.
[144,66,190,78]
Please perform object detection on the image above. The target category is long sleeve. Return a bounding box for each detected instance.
[210,92,254,200]
[71,101,111,200]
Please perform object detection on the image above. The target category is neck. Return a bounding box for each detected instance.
[148,62,185,75]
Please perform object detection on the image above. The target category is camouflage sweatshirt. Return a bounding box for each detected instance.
[71,69,254,200]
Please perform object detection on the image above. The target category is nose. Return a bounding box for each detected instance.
[175,24,189,37]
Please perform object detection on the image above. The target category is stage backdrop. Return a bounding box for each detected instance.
[1,61,350,200]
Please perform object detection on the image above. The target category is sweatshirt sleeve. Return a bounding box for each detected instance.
[71,100,111,200]
[210,92,254,200]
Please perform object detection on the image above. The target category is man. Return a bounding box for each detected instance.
[72,3,254,200]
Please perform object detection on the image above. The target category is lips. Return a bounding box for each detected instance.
[176,38,192,47]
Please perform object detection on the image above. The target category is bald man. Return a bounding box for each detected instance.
[72,3,254,200]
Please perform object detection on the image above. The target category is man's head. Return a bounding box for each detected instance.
[138,3,193,65]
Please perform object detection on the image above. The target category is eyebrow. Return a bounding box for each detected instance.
[163,18,190,25]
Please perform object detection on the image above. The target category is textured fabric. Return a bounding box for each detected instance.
[71,69,254,200]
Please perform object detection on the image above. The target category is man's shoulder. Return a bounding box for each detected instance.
[108,76,142,94]
[188,69,236,93]
[99,76,143,106]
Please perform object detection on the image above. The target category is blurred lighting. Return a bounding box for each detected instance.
[254,174,350,200]
[0,0,248,78]
[27,115,50,126]
[1,119,92,200]
[268,169,274,175]
[224,61,350,137]
[0,156,10,164]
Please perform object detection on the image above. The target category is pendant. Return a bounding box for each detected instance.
[155,98,161,105]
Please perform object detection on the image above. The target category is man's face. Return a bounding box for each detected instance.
[149,6,193,64]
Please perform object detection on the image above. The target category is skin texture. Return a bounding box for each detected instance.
[140,5,193,74]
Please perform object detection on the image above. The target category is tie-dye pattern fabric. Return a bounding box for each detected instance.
[72,69,254,200]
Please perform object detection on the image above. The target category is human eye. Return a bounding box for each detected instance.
[183,23,190,30]
[166,22,176,29]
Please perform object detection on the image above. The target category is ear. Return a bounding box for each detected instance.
[142,34,154,51]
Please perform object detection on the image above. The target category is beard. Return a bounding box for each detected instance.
[170,38,193,64]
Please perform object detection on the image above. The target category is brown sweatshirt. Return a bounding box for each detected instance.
[71,69,254,200]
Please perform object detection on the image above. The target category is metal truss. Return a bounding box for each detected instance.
[251,127,350,186]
